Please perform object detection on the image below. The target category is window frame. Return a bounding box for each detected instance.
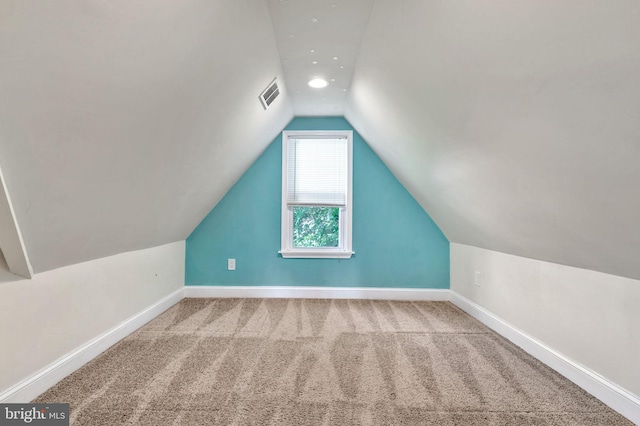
[280,130,354,259]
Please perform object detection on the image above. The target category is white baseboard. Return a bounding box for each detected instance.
[184,285,450,301]
[0,288,184,403]
[450,291,640,425]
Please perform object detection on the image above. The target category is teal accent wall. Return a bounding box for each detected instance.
[186,117,449,288]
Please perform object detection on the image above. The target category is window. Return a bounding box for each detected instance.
[280,130,353,259]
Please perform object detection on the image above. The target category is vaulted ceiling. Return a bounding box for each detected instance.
[1,0,639,280]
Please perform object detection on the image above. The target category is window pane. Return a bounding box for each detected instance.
[293,207,340,248]
[287,138,348,206]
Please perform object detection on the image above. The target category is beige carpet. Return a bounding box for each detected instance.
[35,298,631,425]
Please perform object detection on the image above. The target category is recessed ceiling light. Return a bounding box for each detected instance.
[310,49,315,53]
[308,78,328,88]
[312,60,318,65]
[310,17,318,24]
[332,56,338,61]
[340,65,344,69]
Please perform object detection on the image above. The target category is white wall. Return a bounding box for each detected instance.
[0,166,31,278]
[0,241,184,396]
[451,243,640,398]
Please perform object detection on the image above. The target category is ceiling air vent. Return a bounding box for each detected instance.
[259,78,280,110]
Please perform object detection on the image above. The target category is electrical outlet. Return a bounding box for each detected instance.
[228,259,236,271]
[474,271,481,287]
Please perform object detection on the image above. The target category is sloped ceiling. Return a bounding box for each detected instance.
[1,1,639,280]
[346,1,640,280]
[266,0,374,116]
[0,0,293,272]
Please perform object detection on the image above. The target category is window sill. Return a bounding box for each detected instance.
[279,249,354,259]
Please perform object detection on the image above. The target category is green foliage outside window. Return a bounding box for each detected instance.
[293,207,339,247]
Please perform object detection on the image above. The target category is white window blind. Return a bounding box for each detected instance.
[286,137,348,206]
